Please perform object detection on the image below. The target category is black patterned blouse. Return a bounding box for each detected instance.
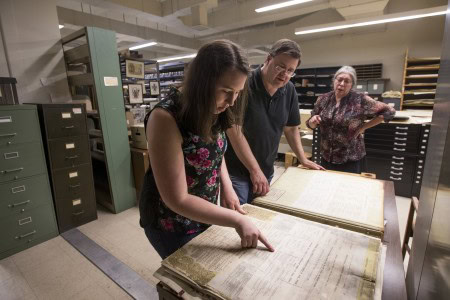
[139,91,227,234]
[307,90,395,164]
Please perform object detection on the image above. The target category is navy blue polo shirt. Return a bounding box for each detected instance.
[225,66,300,178]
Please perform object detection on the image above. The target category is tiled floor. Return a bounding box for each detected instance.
[0,165,412,299]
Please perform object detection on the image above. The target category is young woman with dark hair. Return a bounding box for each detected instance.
[139,40,274,259]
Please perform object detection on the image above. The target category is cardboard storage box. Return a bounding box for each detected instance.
[131,124,147,149]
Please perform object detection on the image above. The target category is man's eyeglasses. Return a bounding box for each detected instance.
[274,65,296,78]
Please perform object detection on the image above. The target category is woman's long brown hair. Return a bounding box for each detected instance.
[178,40,250,142]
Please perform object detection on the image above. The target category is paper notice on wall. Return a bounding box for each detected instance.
[104,76,118,86]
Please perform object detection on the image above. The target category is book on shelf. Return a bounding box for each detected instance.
[155,167,387,299]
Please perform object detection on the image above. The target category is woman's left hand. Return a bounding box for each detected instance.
[221,187,247,215]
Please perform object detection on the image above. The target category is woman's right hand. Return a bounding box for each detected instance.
[234,215,274,252]
[308,115,322,128]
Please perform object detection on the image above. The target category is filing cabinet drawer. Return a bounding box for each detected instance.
[43,106,87,139]
[0,142,46,183]
[52,164,95,199]
[0,204,57,254]
[55,187,97,233]
[0,174,53,218]
[0,109,41,147]
[48,136,90,169]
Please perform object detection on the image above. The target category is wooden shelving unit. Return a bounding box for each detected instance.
[401,49,440,109]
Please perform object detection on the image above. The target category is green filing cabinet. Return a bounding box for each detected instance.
[0,105,58,260]
[62,27,136,213]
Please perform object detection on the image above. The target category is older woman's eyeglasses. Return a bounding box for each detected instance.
[335,77,352,85]
[274,65,296,78]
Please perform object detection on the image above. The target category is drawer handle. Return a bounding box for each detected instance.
[392,156,404,160]
[1,167,24,174]
[72,210,85,216]
[391,166,403,171]
[69,184,81,189]
[0,132,17,138]
[395,132,407,136]
[65,155,79,160]
[8,200,30,208]
[394,142,406,146]
[392,161,404,166]
[64,125,75,129]
[391,171,402,176]
[393,148,406,152]
[396,126,408,130]
[390,176,401,181]
[395,137,407,141]
[15,230,36,240]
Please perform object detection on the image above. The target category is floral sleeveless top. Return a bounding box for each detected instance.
[139,91,227,234]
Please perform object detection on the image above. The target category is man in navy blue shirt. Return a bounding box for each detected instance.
[224,39,323,210]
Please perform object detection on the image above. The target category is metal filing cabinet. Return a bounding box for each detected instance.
[35,103,97,233]
[0,105,58,260]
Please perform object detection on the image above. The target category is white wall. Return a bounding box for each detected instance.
[0,0,71,103]
[0,27,9,77]
[248,2,445,91]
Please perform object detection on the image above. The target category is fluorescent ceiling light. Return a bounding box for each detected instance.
[129,42,157,50]
[256,0,313,13]
[157,54,197,63]
[58,25,64,29]
[295,7,448,35]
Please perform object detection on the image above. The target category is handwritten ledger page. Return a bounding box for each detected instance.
[253,168,384,235]
[161,205,382,300]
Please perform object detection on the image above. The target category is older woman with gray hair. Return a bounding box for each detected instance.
[306,66,395,174]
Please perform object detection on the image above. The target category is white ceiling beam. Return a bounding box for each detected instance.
[57,6,200,51]
[198,0,330,36]
[331,0,390,20]
[295,5,448,35]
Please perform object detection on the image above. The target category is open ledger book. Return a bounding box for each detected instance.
[155,168,387,299]
[253,167,385,238]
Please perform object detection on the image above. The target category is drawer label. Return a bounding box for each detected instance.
[66,143,75,149]
[12,185,26,193]
[73,198,82,206]
[0,116,12,123]
[73,108,82,114]
[69,171,78,178]
[4,152,19,159]
[62,112,72,119]
[373,84,378,90]
[18,216,32,226]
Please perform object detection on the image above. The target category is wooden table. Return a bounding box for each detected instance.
[381,181,407,300]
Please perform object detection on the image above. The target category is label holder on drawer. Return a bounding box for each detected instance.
[18,216,32,226]
[12,185,26,193]
[4,151,19,159]
[0,116,12,123]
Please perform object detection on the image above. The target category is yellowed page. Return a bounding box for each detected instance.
[161,205,381,300]
[256,168,384,232]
